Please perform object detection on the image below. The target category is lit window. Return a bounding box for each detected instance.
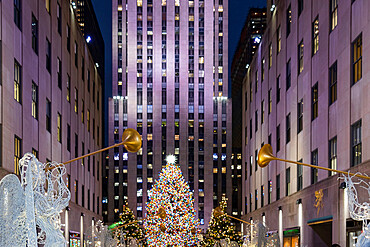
[14,136,22,175]
[330,0,338,31]
[14,60,21,103]
[352,34,362,84]
[312,17,319,55]
[298,41,304,74]
[32,82,38,119]
[57,113,62,143]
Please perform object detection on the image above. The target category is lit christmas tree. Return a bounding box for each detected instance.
[117,203,146,245]
[202,198,242,246]
[143,155,200,246]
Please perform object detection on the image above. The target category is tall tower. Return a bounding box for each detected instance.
[105,0,230,229]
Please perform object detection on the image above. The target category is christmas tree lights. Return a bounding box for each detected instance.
[202,198,242,246]
[117,203,146,246]
[143,155,200,246]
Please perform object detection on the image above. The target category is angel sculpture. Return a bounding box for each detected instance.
[243,221,280,247]
[0,153,70,246]
[341,173,370,246]
[213,239,239,247]
[85,220,118,247]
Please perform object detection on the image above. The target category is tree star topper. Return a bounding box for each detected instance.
[165,154,177,165]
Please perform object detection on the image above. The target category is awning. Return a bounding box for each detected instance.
[307,215,333,226]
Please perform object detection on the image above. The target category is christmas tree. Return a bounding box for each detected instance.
[143,155,200,246]
[202,198,242,246]
[117,203,146,245]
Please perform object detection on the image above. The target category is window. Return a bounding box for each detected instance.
[269,44,272,68]
[81,100,84,123]
[276,174,280,200]
[87,110,90,132]
[297,159,303,191]
[312,17,319,55]
[57,113,62,143]
[261,59,265,81]
[250,82,253,102]
[286,113,291,143]
[250,119,252,140]
[261,101,264,124]
[67,124,71,152]
[286,5,291,36]
[46,99,51,132]
[46,0,50,12]
[245,92,248,110]
[32,14,38,54]
[276,125,280,152]
[352,34,362,84]
[46,39,51,72]
[261,185,264,207]
[286,59,291,90]
[286,168,290,196]
[74,42,78,67]
[298,40,304,74]
[32,82,38,119]
[330,0,338,31]
[311,149,318,184]
[249,193,252,212]
[57,4,62,34]
[329,61,337,104]
[14,0,21,29]
[32,148,38,158]
[57,58,62,89]
[75,180,78,204]
[268,180,272,204]
[67,25,71,52]
[298,99,303,133]
[255,189,258,210]
[74,88,78,113]
[277,26,281,53]
[351,120,362,166]
[14,60,22,103]
[276,76,280,103]
[298,0,303,16]
[268,89,272,114]
[14,136,22,175]
[312,83,318,120]
[66,74,70,102]
[255,70,258,92]
[75,134,78,158]
[329,137,337,176]
[255,110,258,132]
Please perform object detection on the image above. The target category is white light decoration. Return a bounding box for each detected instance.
[0,153,70,246]
[165,154,177,165]
[341,173,370,245]
[243,220,280,247]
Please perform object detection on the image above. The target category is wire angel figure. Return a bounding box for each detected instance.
[213,239,239,247]
[341,172,370,240]
[0,153,70,246]
[243,220,280,247]
[85,220,118,247]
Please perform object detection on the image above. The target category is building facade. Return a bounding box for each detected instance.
[105,0,231,229]
[231,8,267,224]
[241,0,369,246]
[0,0,103,245]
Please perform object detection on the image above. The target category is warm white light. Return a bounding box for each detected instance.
[166,154,177,164]
[270,4,276,12]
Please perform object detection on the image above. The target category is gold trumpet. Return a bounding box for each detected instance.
[213,207,251,225]
[257,144,370,180]
[46,128,142,171]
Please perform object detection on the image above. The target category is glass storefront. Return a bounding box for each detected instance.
[283,228,300,247]
[70,231,81,247]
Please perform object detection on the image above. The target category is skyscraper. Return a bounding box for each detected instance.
[105,0,231,229]
[0,0,104,245]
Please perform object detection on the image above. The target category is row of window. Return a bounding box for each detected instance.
[246,119,362,213]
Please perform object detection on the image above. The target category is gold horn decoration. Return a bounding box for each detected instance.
[258,144,370,180]
[46,129,142,171]
[159,224,166,232]
[213,207,251,225]
[257,144,274,168]
[122,128,142,153]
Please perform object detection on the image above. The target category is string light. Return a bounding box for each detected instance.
[144,156,200,246]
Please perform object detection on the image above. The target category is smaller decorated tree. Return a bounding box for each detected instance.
[202,198,242,246]
[117,203,146,245]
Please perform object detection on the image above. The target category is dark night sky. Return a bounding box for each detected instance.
[90,0,266,143]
